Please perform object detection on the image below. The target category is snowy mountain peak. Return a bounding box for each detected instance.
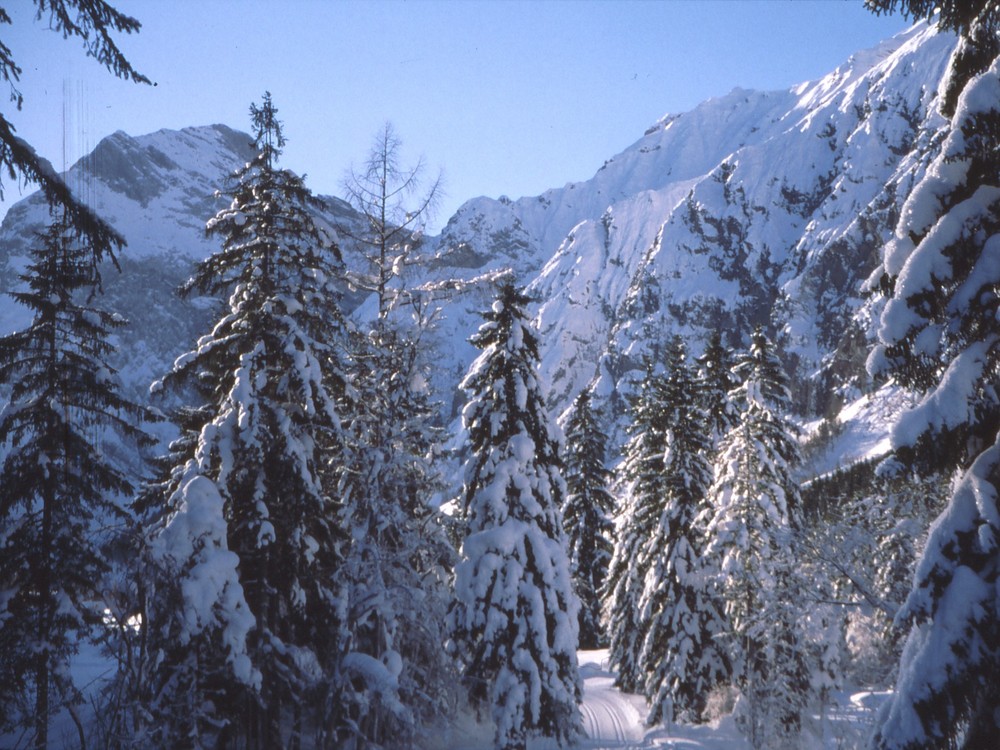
[75,124,253,205]
[0,124,260,395]
[0,21,965,470]
[432,19,958,463]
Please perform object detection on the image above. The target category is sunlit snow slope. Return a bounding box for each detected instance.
[0,22,960,472]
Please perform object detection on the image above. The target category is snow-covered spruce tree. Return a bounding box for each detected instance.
[450,281,582,750]
[696,329,739,447]
[137,473,259,749]
[864,2,1000,746]
[142,93,353,748]
[125,399,266,747]
[605,357,672,694]
[0,214,153,748]
[637,336,730,726]
[702,328,808,750]
[561,389,615,649]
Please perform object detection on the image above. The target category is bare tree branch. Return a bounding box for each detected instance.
[341,122,444,319]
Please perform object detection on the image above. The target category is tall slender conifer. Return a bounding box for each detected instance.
[450,282,582,750]
[0,214,152,748]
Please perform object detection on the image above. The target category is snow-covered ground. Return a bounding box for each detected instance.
[6,644,890,748]
[569,651,748,750]
[442,649,888,749]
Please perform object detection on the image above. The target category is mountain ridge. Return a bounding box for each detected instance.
[0,21,960,476]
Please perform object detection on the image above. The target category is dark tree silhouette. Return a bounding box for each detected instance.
[561,390,615,649]
[0,213,152,748]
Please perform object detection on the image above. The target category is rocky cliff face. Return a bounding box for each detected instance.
[0,22,960,472]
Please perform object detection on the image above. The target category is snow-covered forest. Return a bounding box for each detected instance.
[2,1,1000,748]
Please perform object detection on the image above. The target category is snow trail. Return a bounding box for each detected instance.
[552,650,753,750]
[574,651,645,749]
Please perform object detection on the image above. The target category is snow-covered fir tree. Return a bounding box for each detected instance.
[637,336,730,726]
[138,473,259,749]
[702,328,808,750]
[450,281,583,750]
[605,357,672,694]
[140,94,354,748]
[696,330,739,447]
[561,389,615,649]
[865,2,1000,745]
[0,215,153,748]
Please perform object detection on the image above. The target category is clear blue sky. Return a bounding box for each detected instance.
[4,1,910,231]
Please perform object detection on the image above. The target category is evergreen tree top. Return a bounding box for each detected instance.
[697,331,737,384]
[563,389,613,495]
[696,330,739,441]
[733,327,793,416]
[468,281,539,360]
[461,280,564,532]
[626,357,669,425]
[570,388,593,415]
[462,281,547,441]
[181,94,338,305]
[662,335,695,395]
[18,219,100,305]
[249,91,286,167]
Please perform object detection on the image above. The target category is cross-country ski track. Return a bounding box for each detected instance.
[576,652,643,747]
[531,650,749,750]
[430,647,888,749]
